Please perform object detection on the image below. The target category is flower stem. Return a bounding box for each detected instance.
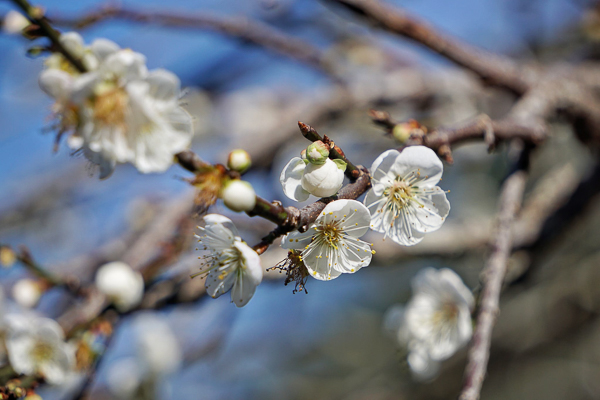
[8,244,65,288]
[10,0,88,72]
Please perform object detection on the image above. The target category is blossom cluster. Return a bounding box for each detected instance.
[39,32,194,178]
[191,144,452,308]
[30,28,474,386]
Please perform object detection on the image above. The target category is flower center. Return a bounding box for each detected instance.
[268,250,310,294]
[384,180,414,208]
[30,340,55,364]
[93,86,128,128]
[432,302,459,326]
[315,222,342,249]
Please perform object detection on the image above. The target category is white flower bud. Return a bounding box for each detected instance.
[305,140,330,165]
[221,180,256,212]
[227,149,252,173]
[301,158,344,197]
[12,279,42,308]
[95,262,144,312]
[2,11,30,35]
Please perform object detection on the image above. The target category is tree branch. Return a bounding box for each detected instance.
[459,147,530,400]
[324,0,533,94]
[46,4,336,78]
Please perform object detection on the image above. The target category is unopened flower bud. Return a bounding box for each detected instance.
[306,141,330,165]
[300,149,307,160]
[301,158,344,197]
[221,180,256,212]
[392,120,425,144]
[227,149,252,174]
[0,246,16,267]
[392,124,412,143]
[95,262,144,312]
[12,279,42,308]
[2,11,30,35]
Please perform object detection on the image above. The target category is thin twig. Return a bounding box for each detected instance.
[459,147,530,400]
[10,0,87,72]
[370,111,546,163]
[46,5,336,78]
[252,166,371,254]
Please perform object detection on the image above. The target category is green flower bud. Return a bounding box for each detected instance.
[392,123,412,143]
[392,120,426,144]
[227,149,252,174]
[306,140,330,165]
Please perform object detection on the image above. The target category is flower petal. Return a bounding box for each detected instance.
[198,214,238,252]
[59,32,85,58]
[411,189,450,234]
[147,69,180,102]
[40,344,74,385]
[102,50,148,81]
[205,269,236,298]
[407,342,441,381]
[5,332,36,375]
[231,242,262,307]
[90,38,120,63]
[369,149,400,196]
[281,229,315,250]
[365,190,426,246]
[392,146,443,187]
[300,159,344,198]
[301,244,342,281]
[321,199,371,238]
[280,157,310,202]
[39,69,73,100]
[335,236,372,273]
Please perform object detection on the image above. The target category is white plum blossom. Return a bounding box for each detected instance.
[12,279,42,309]
[95,261,144,312]
[4,314,75,385]
[221,180,256,212]
[194,214,262,307]
[364,146,450,246]
[280,157,345,201]
[281,199,373,280]
[39,33,194,178]
[406,268,474,359]
[383,268,474,380]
